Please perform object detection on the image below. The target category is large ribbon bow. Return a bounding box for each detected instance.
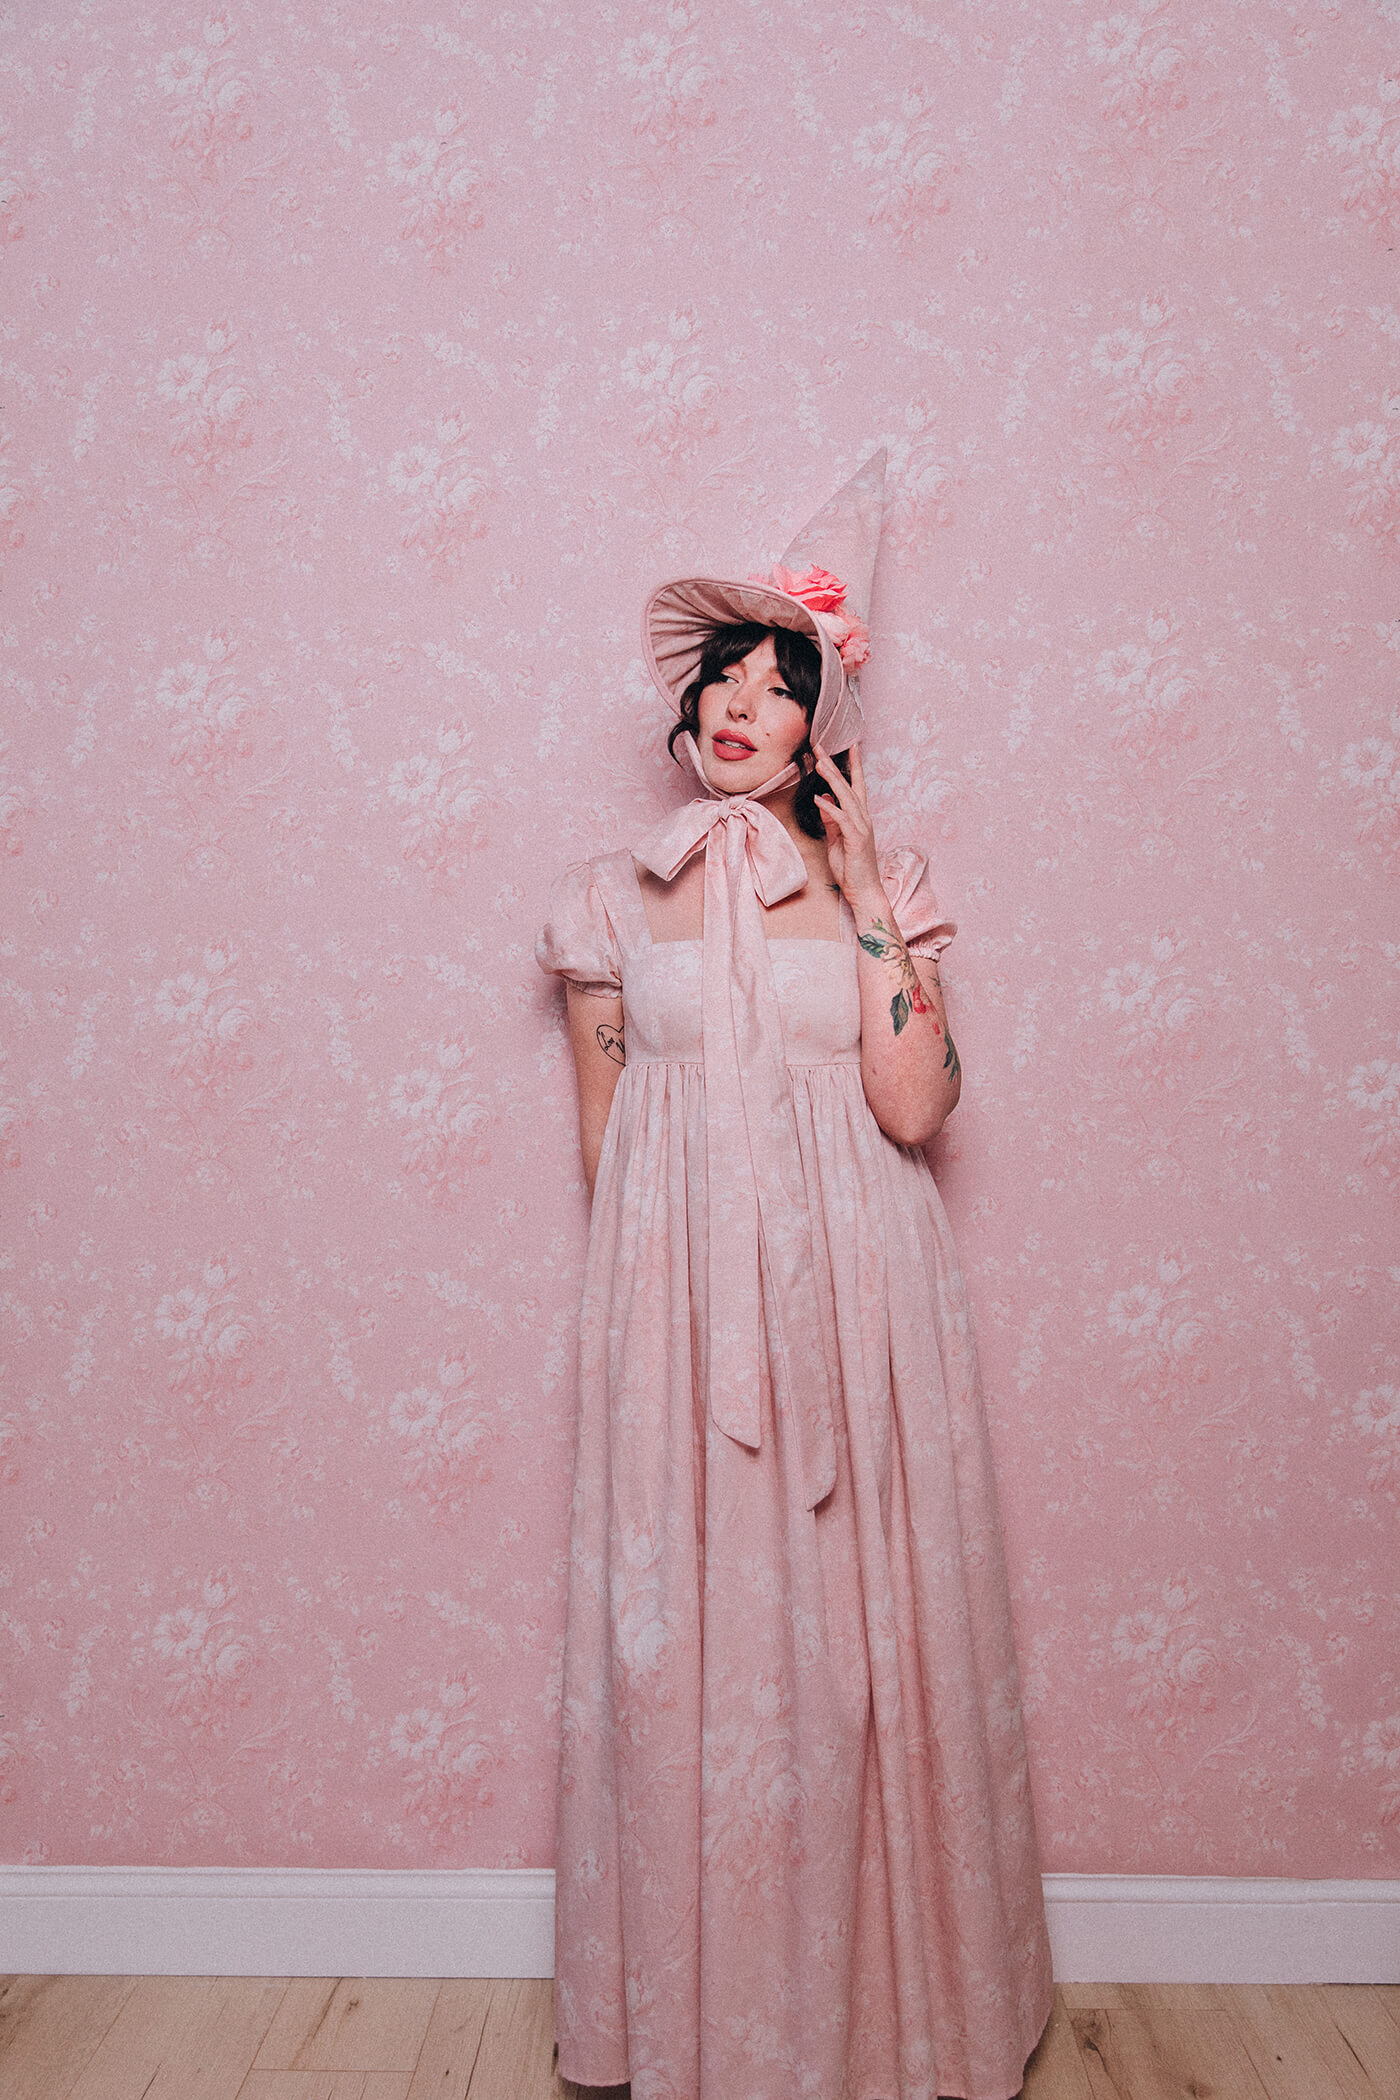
[632,734,837,1510]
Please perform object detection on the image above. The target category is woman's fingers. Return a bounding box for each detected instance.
[814,743,871,830]
[813,743,854,808]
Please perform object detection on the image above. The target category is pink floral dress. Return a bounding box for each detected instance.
[537,844,1054,2100]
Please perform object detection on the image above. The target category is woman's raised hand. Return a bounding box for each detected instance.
[812,741,884,908]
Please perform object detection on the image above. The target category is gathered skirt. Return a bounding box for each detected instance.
[552,1037,1055,2100]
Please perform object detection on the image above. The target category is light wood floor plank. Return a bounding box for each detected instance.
[63,1977,289,2100]
[149,1978,290,2100]
[235,2077,412,2100]
[1375,1986,1400,2037]
[251,1979,442,2074]
[1227,1980,1367,2100]
[1315,1984,1400,2097]
[1268,1984,1398,2100]
[403,1979,494,2100]
[0,1976,53,2059]
[0,1976,140,2100]
[1055,1985,1136,2010]
[466,1979,560,2099]
[1020,1993,1097,2098]
[1120,1988,1277,2100]
[1071,2003,1273,2100]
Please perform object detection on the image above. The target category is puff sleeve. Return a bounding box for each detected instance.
[879,846,957,962]
[535,859,623,999]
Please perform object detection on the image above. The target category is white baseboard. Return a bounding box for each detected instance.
[0,1868,1395,1983]
[1043,1873,1398,1984]
[0,1868,555,1980]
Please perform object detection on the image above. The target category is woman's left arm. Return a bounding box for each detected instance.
[813,741,962,1147]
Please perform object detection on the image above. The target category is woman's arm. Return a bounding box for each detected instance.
[812,742,962,1148]
[850,914,961,1145]
[566,984,626,1196]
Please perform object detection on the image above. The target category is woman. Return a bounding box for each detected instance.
[537,454,1054,2100]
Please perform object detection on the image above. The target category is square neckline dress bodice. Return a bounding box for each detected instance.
[620,850,866,1072]
[538,844,1055,2100]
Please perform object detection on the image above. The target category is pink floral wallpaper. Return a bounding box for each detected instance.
[2,0,1397,1879]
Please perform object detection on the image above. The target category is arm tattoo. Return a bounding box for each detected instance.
[858,917,934,1037]
[859,921,961,1083]
[595,1023,625,1066]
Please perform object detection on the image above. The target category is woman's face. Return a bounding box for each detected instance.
[695,635,811,794]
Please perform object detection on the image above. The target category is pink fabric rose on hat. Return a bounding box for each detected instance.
[761,562,849,614]
[749,562,872,674]
[826,611,870,672]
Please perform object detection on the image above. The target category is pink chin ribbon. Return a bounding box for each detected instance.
[632,733,837,1511]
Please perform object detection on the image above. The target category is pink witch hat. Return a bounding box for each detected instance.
[641,448,888,758]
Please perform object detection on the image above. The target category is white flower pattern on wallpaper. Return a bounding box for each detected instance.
[387,715,489,878]
[138,1575,259,1738]
[619,311,719,464]
[153,948,256,1091]
[154,633,256,786]
[156,17,253,175]
[1339,711,1399,866]
[852,91,959,245]
[1096,613,1200,760]
[153,1259,256,1406]
[1100,937,1205,1079]
[384,1354,496,1515]
[385,102,488,270]
[615,5,714,148]
[157,325,255,477]
[1329,73,1400,244]
[0,0,1393,1883]
[1091,297,1201,455]
[385,414,492,572]
[386,1037,491,1206]
[1086,2,1192,139]
[0,427,24,548]
[1348,1051,1400,1187]
[382,1678,498,1840]
[1333,392,1400,557]
[0,734,30,860]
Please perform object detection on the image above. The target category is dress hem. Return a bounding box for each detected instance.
[555,1973,1057,2100]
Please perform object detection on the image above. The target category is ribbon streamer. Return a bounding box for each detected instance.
[633,735,837,1509]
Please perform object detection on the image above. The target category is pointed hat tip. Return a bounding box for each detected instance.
[777,445,889,620]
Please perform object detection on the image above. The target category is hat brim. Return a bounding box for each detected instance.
[642,575,847,732]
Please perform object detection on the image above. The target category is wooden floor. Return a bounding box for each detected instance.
[0,1974,1395,2099]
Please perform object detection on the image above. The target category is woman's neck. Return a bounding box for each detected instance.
[756,775,803,840]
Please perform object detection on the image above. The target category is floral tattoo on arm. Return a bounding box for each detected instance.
[858,917,961,1079]
[858,917,931,1035]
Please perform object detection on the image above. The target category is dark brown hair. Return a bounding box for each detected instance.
[667,621,850,840]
